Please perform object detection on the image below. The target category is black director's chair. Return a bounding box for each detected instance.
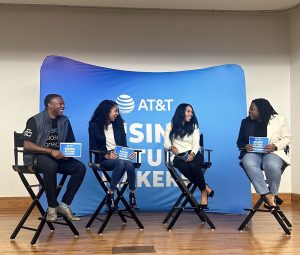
[85,149,144,235]
[163,134,216,231]
[238,155,292,236]
[10,132,79,245]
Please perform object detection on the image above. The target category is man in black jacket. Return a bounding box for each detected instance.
[23,94,86,222]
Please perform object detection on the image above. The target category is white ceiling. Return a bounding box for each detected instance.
[0,0,299,11]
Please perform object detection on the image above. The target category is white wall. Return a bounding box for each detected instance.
[290,8,300,194]
[0,5,291,196]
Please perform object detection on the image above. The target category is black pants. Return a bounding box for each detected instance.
[173,152,206,191]
[36,155,86,208]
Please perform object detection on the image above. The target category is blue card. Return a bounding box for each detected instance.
[249,136,269,153]
[60,143,82,157]
[115,146,133,160]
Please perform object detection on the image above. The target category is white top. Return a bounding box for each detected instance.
[164,123,200,155]
[267,114,292,164]
[104,124,116,150]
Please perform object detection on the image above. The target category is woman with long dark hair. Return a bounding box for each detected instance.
[237,98,291,211]
[164,103,214,208]
[89,100,137,209]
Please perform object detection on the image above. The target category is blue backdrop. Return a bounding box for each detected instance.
[40,55,250,214]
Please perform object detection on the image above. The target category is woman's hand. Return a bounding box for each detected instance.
[265,144,277,153]
[129,152,136,160]
[104,152,118,160]
[186,152,195,162]
[170,146,179,156]
[245,144,253,152]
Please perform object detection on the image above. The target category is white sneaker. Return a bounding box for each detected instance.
[57,203,80,221]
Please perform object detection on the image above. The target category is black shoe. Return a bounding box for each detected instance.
[206,184,214,198]
[200,187,211,210]
[264,204,280,214]
[129,193,138,210]
[263,202,280,212]
[262,194,280,213]
[200,204,209,209]
[208,189,214,198]
[106,193,115,210]
[275,196,284,205]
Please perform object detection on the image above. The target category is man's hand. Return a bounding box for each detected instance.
[51,149,66,160]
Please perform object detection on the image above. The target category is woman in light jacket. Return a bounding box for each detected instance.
[237,98,291,211]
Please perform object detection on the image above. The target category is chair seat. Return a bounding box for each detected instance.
[239,157,292,235]
[163,133,215,231]
[11,131,80,245]
[202,162,212,169]
[163,163,215,231]
[86,149,144,234]
[12,165,36,174]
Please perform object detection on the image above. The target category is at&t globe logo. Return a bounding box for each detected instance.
[116,94,135,114]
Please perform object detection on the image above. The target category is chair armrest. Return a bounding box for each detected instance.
[89,149,110,168]
[203,148,213,168]
[90,149,110,154]
[133,149,143,165]
[164,149,172,165]
[89,148,143,169]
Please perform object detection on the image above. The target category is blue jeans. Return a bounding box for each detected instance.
[101,159,136,191]
[242,153,284,195]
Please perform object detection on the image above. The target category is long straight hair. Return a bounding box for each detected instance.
[169,103,198,141]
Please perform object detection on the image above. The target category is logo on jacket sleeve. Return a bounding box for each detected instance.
[23,129,32,137]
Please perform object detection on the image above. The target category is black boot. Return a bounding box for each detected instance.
[129,192,138,210]
[106,193,115,210]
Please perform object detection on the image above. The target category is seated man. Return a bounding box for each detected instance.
[22,94,86,222]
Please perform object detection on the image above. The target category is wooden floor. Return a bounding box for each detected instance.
[1,203,299,255]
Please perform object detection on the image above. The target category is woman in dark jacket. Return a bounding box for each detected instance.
[89,100,136,209]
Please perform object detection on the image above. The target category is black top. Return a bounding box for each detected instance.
[236,117,268,159]
[23,117,75,150]
[253,121,267,138]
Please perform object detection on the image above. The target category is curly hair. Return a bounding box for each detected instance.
[89,100,124,129]
[251,98,278,126]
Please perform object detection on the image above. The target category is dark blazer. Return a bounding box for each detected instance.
[236,117,256,159]
[237,115,291,163]
[89,121,127,162]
